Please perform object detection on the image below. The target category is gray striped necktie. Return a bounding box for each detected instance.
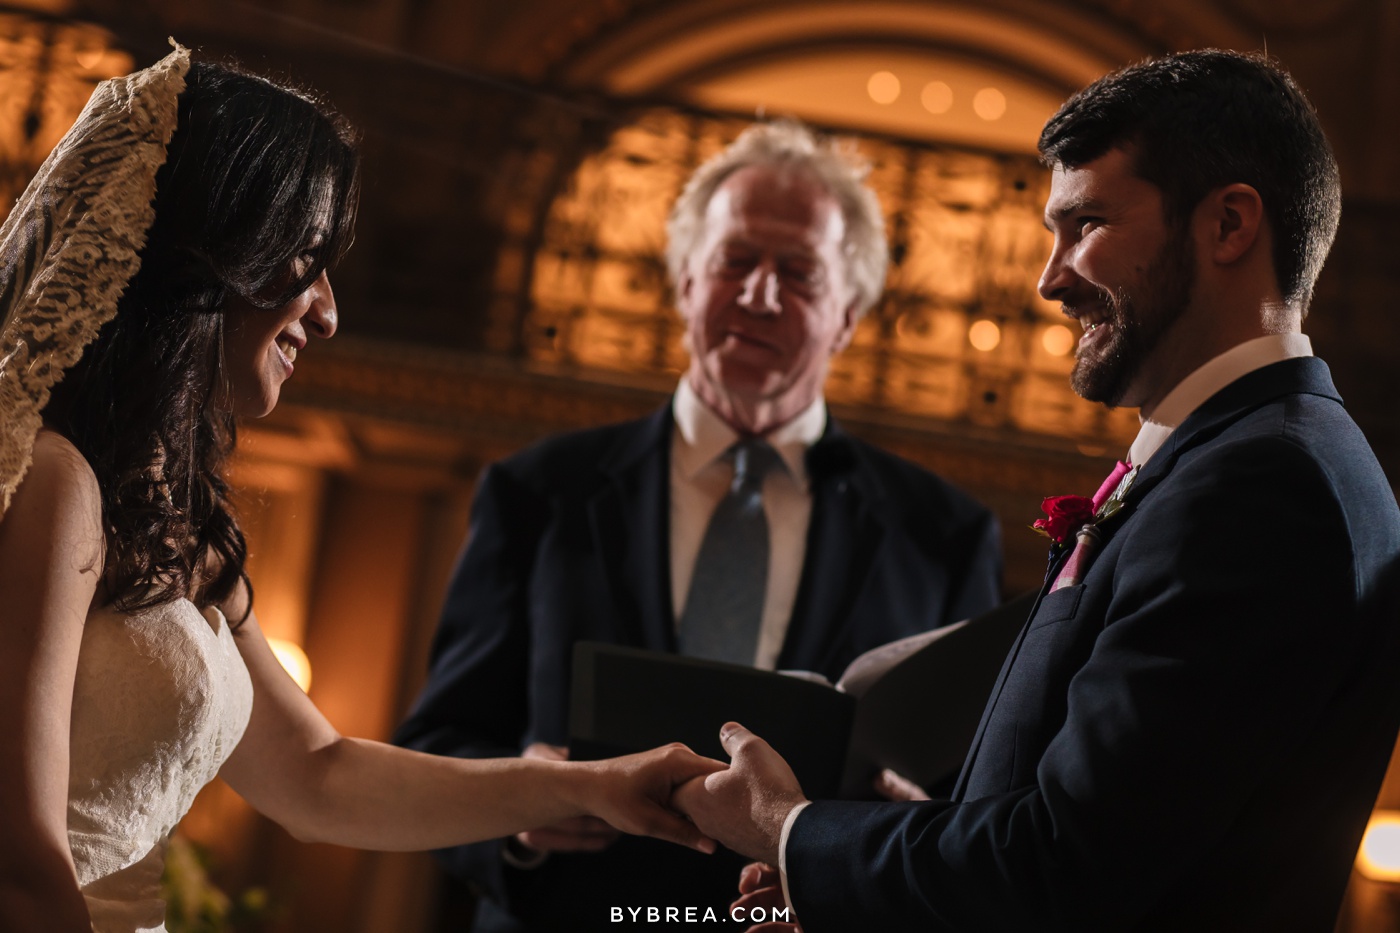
[678,438,781,665]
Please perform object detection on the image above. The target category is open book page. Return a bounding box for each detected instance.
[835,620,972,698]
[775,669,834,686]
[570,593,1037,799]
[838,592,1037,794]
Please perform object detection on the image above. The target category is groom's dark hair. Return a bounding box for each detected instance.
[1038,49,1340,312]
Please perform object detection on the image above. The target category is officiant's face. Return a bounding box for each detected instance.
[677,164,858,423]
[1038,146,1196,410]
[223,264,339,419]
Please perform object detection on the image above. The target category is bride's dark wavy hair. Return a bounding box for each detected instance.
[42,61,360,621]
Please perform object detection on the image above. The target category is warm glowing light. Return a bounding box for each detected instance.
[973,87,1007,121]
[968,320,1001,351]
[74,48,104,70]
[1358,812,1400,881]
[867,71,901,105]
[1042,324,1075,357]
[269,638,312,692]
[921,81,953,114]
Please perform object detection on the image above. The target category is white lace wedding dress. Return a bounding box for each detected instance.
[67,598,254,933]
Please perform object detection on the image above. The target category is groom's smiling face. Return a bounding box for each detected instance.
[1037,147,1198,412]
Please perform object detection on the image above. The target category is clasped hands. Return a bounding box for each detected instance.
[519,724,808,932]
[516,723,807,862]
[521,723,928,933]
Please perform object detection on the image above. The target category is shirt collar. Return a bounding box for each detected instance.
[1128,333,1313,467]
[672,378,826,488]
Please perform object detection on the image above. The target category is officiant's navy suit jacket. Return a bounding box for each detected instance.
[786,357,1400,932]
[394,404,1001,930]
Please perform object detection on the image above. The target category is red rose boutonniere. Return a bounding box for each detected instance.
[1030,462,1138,547]
[1032,495,1097,546]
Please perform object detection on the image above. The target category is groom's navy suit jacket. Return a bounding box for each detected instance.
[394,405,1001,931]
[787,358,1400,932]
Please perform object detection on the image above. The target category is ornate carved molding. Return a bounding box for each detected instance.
[276,338,1116,497]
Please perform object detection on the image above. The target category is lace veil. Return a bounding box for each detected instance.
[0,44,189,522]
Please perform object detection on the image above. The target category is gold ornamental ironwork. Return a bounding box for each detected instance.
[0,8,132,210]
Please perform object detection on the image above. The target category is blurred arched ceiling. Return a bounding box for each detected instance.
[75,0,1400,198]
[48,0,1400,478]
[6,0,1385,594]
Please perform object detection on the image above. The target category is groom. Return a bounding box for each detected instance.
[677,50,1400,931]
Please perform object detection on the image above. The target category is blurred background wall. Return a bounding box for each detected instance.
[7,0,1400,928]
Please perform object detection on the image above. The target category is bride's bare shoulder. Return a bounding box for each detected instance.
[29,429,100,498]
[6,430,104,554]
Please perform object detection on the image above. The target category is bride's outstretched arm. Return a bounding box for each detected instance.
[219,602,723,852]
[0,433,104,932]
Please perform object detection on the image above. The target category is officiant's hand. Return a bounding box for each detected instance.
[733,863,802,932]
[873,768,931,802]
[672,722,807,865]
[515,743,621,854]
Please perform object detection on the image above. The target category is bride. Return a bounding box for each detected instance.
[0,47,719,932]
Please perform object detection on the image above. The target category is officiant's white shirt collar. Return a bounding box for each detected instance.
[672,377,825,487]
[1128,333,1313,468]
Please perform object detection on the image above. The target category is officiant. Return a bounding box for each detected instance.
[392,119,1002,932]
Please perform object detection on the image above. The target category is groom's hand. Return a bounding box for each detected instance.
[672,722,807,865]
[515,743,620,854]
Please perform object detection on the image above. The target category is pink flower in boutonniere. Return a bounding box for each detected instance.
[1032,495,1096,546]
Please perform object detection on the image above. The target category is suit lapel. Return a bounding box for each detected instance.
[953,357,1342,799]
[952,569,1059,799]
[587,407,676,651]
[777,424,887,675]
[1120,357,1341,511]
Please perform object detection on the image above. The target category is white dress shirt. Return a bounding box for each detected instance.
[777,331,1315,912]
[1128,333,1313,467]
[670,378,827,670]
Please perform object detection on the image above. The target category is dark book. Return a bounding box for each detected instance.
[569,593,1035,799]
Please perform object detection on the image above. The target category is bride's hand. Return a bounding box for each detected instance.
[574,744,726,854]
[512,744,620,855]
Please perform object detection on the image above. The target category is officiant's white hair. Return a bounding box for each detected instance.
[665,120,888,318]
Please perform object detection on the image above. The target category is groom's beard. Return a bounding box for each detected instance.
[1069,226,1197,408]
